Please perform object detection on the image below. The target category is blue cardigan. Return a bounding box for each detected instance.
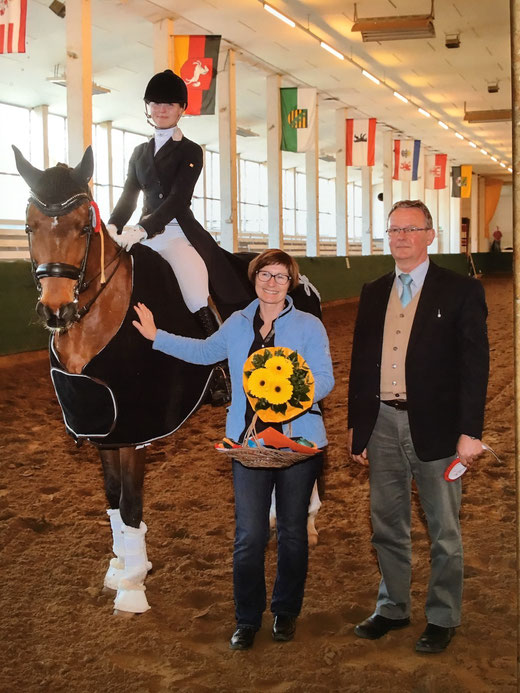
[153,296,334,447]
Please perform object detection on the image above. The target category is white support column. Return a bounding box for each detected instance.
[425,188,438,253]
[401,180,411,199]
[361,166,372,255]
[335,107,347,256]
[478,175,487,251]
[305,94,319,256]
[470,173,479,252]
[30,105,49,169]
[383,130,393,254]
[153,18,174,72]
[66,0,92,164]
[438,164,450,253]
[218,49,238,252]
[450,196,462,253]
[266,74,283,248]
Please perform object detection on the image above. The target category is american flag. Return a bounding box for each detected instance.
[0,0,27,54]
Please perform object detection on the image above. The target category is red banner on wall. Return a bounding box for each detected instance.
[0,0,27,54]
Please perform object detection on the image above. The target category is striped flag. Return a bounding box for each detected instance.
[173,35,221,116]
[346,118,376,166]
[425,154,447,190]
[393,139,421,181]
[0,0,27,54]
[280,88,317,152]
[451,165,472,198]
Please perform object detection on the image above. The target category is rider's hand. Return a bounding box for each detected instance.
[132,302,158,341]
[110,224,147,251]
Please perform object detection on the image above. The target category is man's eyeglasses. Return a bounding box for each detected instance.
[386,226,431,235]
[256,270,291,285]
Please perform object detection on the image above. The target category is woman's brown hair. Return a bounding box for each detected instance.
[247,249,300,291]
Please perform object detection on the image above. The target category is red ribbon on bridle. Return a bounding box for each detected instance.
[90,200,102,234]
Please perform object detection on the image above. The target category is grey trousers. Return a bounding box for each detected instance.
[366,403,463,627]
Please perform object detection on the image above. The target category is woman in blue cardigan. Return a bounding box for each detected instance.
[133,249,334,650]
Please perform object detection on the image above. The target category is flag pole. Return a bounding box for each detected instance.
[509,1,520,687]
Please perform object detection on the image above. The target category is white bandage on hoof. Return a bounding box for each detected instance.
[114,580,151,613]
[112,521,152,612]
[104,557,125,590]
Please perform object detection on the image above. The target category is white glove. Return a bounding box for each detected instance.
[109,224,147,251]
[106,223,119,240]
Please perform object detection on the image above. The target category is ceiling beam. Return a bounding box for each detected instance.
[464,109,512,123]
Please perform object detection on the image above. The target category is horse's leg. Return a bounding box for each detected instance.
[100,449,125,590]
[307,481,321,548]
[113,446,151,613]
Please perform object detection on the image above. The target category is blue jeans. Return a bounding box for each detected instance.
[232,453,323,629]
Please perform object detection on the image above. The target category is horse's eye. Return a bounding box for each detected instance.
[80,225,90,236]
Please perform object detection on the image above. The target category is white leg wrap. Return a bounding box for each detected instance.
[114,522,152,613]
[104,508,125,590]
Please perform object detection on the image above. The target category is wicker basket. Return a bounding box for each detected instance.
[215,414,320,469]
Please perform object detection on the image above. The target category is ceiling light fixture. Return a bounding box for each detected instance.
[500,162,507,168]
[508,167,513,172]
[393,91,408,103]
[490,156,498,162]
[320,41,344,59]
[362,69,380,85]
[455,132,464,140]
[351,1,435,42]
[263,3,295,28]
[438,120,448,129]
[236,126,260,138]
[480,148,488,155]
[468,141,477,148]
[418,107,431,117]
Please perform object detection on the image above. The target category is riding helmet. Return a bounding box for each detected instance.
[144,69,188,107]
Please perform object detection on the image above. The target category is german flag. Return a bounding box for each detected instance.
[173,35,221,116]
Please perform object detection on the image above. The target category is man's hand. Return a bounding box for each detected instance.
[348,427,369,467]
[132,302,158,341]
[456,434,484,469]
[109,224,147,251]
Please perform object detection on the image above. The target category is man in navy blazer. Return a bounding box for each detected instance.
[348,200,489,653]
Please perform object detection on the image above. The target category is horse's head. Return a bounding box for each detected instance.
[13,146,96,331]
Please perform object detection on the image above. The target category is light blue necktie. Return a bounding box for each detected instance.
[399,273,413,308]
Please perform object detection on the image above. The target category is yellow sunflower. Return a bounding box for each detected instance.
[247,368,271,398]
[265,355,294,378]
[265,375,293,405]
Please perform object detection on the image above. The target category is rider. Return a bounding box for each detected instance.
[106,69,253,403]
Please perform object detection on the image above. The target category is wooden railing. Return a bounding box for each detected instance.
[0,221,383,261]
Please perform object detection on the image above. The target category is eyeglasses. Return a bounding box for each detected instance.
[256,270,291,285]
[386,226,431,235]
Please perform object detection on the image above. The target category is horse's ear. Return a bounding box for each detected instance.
[72,146,94,186]
[12,145,45,190]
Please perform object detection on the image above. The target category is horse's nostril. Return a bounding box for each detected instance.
[36,301,77,330]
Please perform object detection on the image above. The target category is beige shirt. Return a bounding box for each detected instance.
[380,282,422,400]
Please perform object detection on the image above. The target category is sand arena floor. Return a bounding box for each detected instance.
[0,275,516,692]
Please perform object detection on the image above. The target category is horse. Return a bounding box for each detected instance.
[13,145,326,615]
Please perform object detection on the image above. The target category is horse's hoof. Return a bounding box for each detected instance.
[308,532,319,548]
[113,609,137,618]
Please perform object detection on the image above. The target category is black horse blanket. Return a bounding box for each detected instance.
[50,244,212,448]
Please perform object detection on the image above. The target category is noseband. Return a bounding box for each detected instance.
[26,190,121,322]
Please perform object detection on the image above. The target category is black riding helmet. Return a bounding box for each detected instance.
[144,69,188,108]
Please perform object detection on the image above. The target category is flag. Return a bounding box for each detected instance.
[393,139,421,181]
[0,0,27,54]
[424,154,447,190]
[346,118,376,166]
[280,88,317,152]
[451,165,472,198]
[173,35,221,116]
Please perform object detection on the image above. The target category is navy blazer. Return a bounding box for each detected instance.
[108,135,254,317]
[348,261,489,461]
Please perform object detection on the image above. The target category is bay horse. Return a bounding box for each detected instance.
[13,145,215,614]
[13,145,326,615]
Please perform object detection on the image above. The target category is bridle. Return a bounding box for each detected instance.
[26,190,122,322]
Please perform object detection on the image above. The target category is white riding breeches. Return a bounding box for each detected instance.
[142,227,209,313]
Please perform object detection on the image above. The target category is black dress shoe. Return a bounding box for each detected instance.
[354,614,410,640]
[229,626,256,650]
[415,623,455,653]
[272,615,297,642]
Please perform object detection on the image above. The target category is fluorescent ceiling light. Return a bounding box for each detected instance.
[236,126,259,138]
[491,156,498,162]
[508,167,513,172]
[455,132,464,140]
[362,70,380,85]
[500,162,506,168]
[418,108,430,118]
[393,91,408,103]
[263,3,295,28]
[320,41,344,59]
[438,121,448,130]
[480,148,488,155]
[468,141,477,148]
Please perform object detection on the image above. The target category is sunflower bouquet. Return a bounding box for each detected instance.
[243,346,315,423]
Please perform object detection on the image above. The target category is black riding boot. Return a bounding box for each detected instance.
[195,306,232,407]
